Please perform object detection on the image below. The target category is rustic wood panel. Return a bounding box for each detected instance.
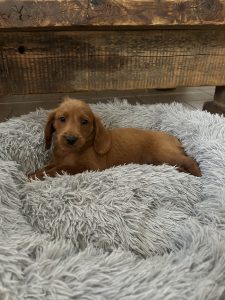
[1,29,225,94]
[0,0,225,28]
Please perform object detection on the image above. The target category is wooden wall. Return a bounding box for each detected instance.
[1,0,225,95]
[1,29,225,94]
[0,0,225,27]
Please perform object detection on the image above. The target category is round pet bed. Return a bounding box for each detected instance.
[0,100,225,299]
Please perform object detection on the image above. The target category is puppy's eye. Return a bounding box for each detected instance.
[59,116,66,122]
[80,119,88,125]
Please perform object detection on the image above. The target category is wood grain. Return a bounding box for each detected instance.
[0,0,225,28]
[1,29,225,94]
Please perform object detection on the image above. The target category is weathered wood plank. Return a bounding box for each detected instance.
[0,0,225,28]
[1,29,225,94]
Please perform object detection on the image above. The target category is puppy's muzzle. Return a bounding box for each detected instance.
[64,135,78,145]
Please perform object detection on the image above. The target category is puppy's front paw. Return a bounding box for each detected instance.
[28,171,44,181]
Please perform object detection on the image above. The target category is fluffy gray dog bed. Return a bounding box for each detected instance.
[0,100,225,300]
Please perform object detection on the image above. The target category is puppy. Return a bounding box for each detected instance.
[28,97,201,180]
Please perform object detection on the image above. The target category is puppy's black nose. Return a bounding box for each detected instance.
[64,135,77,145]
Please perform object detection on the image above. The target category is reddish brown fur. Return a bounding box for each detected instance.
[29,97,201,180]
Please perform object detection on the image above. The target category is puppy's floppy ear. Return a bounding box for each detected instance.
[45,111,55,150]
[94,116,111,154]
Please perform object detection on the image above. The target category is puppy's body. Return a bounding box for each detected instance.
[29,98,201,179]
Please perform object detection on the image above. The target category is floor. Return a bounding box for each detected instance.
[0,86,215,122]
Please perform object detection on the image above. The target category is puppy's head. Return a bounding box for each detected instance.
[45,97,111,154]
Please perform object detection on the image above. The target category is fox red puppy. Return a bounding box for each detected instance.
[29,97,201,179]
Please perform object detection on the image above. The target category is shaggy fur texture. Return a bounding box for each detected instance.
[0,100,225,299]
